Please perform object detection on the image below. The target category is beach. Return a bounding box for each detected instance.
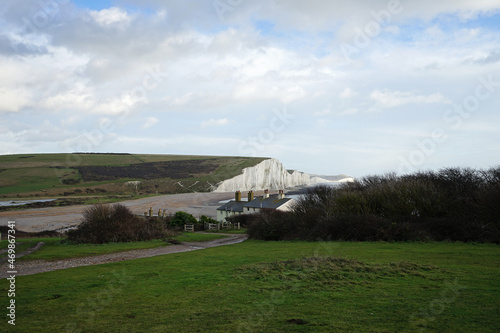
[0,192,235,233]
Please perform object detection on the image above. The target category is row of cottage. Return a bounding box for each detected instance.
[216,190,294,222]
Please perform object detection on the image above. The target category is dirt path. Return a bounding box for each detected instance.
[0,192,235,233]
[0,241,45,263]
[0,233,247,278]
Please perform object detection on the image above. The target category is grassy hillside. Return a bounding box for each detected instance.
[1,241,498,332]
[0,153,267,198]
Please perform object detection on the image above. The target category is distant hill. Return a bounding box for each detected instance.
[0,153,267,198]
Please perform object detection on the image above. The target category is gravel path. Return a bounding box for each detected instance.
[0,241,46,263]
[1,233,247,278]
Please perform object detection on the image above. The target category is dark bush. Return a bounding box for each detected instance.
[246,210,299,241]
[246,167,500,243]
[199,215,218,224]
[169,211,198,227]
[62,178,80,185]
[67,203,166,244]
[226,213,260,228]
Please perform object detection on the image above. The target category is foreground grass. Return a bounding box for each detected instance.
[174,233,228,243]
[0,239,42,254]
[1,241,498,332]
[0,233,227,261]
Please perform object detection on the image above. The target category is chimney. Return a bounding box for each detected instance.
[278,190,285,200]
[248,190,254,202]
[263,189,269,199]
[235,191,242,202]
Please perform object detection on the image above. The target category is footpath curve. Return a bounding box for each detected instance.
[0,233,247,278]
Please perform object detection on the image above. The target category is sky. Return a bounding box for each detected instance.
[0,0,499,177]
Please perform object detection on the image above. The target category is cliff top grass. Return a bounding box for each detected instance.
[1,240,498,332]
[0,153,268,197]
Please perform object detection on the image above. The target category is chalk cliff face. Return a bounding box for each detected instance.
[213,158,311,192]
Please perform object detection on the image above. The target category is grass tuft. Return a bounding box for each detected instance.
[236,256,445,290]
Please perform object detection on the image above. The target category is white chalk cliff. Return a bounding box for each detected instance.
[310,176,355,184]
[212,158,311,192]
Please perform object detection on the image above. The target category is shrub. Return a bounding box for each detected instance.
[67,203,166,244]
[246,167,500,243]
[199,215,218,224]
[62,178,80,185]
[246,210,300,241]
[170,211,198,227]
[226,213,259,228]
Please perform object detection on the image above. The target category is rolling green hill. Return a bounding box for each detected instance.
[0,153,267,198]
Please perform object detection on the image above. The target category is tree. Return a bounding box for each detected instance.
[199,215,218,224]
[170,211,198,227]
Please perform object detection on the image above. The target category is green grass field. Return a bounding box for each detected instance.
[1,241,498,332]
[0,153,266,197]
[0,233,227,261]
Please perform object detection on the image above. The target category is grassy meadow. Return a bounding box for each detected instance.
[1,240,498,332]
[0,153,266,197]
[0,233,227,261]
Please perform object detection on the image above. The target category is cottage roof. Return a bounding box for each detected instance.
[216,194,293,211]
[244,195,293,209]
[216,200,247,213]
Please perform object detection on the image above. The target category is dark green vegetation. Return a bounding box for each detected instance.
[199,215,218,225]
[245,167,500,242]
[66,203,215,244]
[170,211,198,227]
[76,160,219,181]
[1,241,498,332]
[67,203,167,244]
[0,153,266,198]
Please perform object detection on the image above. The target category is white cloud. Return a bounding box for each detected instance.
[142,117,159,129]
[384,25,400,34]
[340,108,358,115]
[0,1,499,176]
[200,118,230,128]
[229,83,307,104]
[314,107,357,117]
[370,90,452,108]
[0,88,30,112]
[339,88,357,99]
[61,115,81,126]
[314,108,332,117]
[92,97,133,115]
[40,91,94,111]
[171,93,194,106]
[90,7,132,28]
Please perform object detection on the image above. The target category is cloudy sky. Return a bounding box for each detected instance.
[0,0,499,177]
